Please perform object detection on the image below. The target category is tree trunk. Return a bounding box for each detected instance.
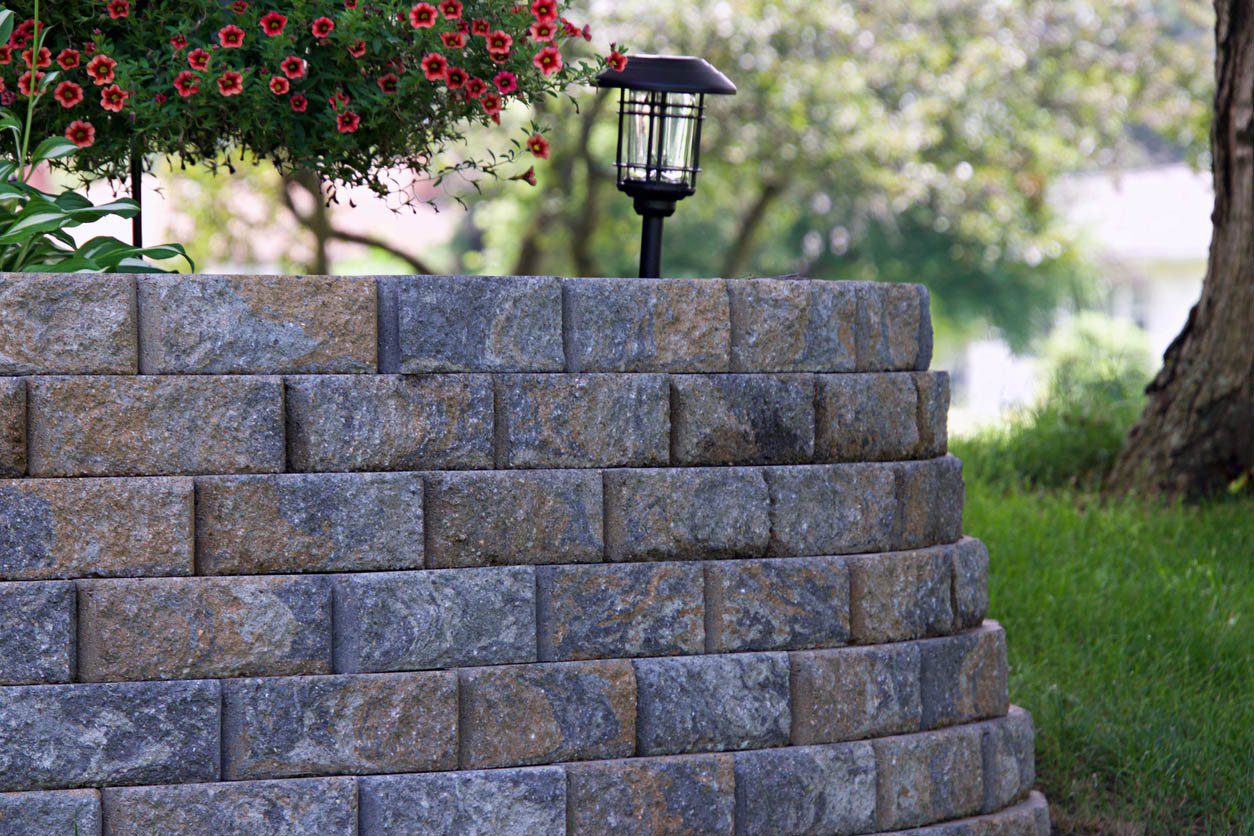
[1106,0,1254,500]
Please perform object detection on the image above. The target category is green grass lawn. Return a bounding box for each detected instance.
[955,444,1254,835]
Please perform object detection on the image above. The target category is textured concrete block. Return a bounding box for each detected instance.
[671,375,815,465]
[916,371,951,457]
[101,778,356,836]
[728,279,857,373]
[0,789,100,836]
[953,538,991,630]
[138,274,376,373]
[894,456,965,550]
[498,374,669,468]
[815,373,920,462]
[0,478,192,580]
[920,624,1010,729]
[196,473,423,575]
[564,278,730,372]
[767,464,897,557]
[790,645,922,744]
[0,380,22,478]
[733,743,877,836]
[425,470,602,568]
[459,660,636,768]
[705,557,850,653]
[568,754,735,836]
[876,792,1049,836]
[982,707,1036,814]
[222,672,457,780]
[857,282,928,371]
[634,653,791,755]
[396,275,564,372]
[538,562,704,661]
[27,377,283,477]
[874,725,985,830]
[77,576,331,682]
[0,274,136,374]
[286,374,494,472]
[0,680,220,791]
[360,767,566,836]
[332,568,535,673]
[0,581,74,685]
[849,547,954,643]
[605,467,770,562]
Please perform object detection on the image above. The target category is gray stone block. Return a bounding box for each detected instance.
[568,754,735,836]
[0,680,220,791]
[790,645,922,745]
[285,375,494,472]
[848,547,954,644]
[101,778,356,836]
[0,274,136,375]
[538,562,704,661]
[0,478,193,581]
[920,623,1010,729]
[733,743,877,836]
[875,793,1048,836]
[0,379,23,478]
[728,279,858,372]
[196,473,423,575]
[634,653,791,756]
[705,557,850,653]
[137,274,377,373]
[874,725,985,830]
[497,374,669,468]
[952,538,990,631]
[425,470,602,568]
[857,282,928,371]
[982,707,1036,814]
[332,568,536,673]
[0,789,100,836]
[564,278,730,372]
[360,767,566,836]
[814,373,920,462]
[766,464,897,557]
[222,672,457,780]
[671,375,815,465]
[604,467,770,562]
[0,581,74,685]
[894,456,965,550]
[916,371,951,457]
[396,275,564,372]
[77,576,331,682]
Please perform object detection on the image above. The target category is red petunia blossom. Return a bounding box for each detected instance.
[290,93,308,111]
[86,55,117,85]
[99,83,128,113]
[377,72,399,94]
[269,75,290,94]
[154,93,167,103]
[606,50,628,72]
[22,47,51,69]
[457,19,471,33]
[173,70,200,97]
[311,16,335,37]
[513,165,537,186]
[219,24,246,48]
[348,40,367,58]
[471,18,490,36]
[441,31,466,49]
[17,71,45,98]
[0,46,11,65]
[217,70,244,96]
[53,80,84,108]
[531,0,557,22]
[560,17,581,38]
[493,71,517,94]
[444,66,467,88]
[408,3,437,28]
[169,34,187,50]
[329,91,350,111]
[527,134,550,159]
[106,0,130,19]
[188,48,211,70]
[420,52,447,80]
[533,45,562,75]
[344,0,358,7]
[480,91,502,117]
[85,44,96,54]
[231,0,250,12]
[65,120,95,148]
[336,110,361,133]
[280,55,306,78]
[529,21,555,41]
[464,76,487,98]
[486,30,512,55]
[439,0,463,18]
[260,12,287,36]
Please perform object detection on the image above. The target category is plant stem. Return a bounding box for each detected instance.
[18,0,40,183]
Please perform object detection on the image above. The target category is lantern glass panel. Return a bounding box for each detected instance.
[619,91,702,188]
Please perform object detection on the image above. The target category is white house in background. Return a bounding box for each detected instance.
[952,163,1212,432]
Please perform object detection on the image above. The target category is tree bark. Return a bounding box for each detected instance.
[1106,0,1254,500]
[721,179,786,278]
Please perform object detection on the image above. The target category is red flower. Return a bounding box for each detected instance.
[154,93,167,103]
[408,3,437,28]
[290,93,308,111]
[480,91,502,116]
[377,72,399,93]
[269,75,290,94]
[311,16,335,37]
[231,0,250,12]
[348,40,367,58]
[65,120,95,148]
[344,0,358,8]
[457,19,471,33]
[513,165,537,186]
[169,34,187,50]
[337,110,361,133]
[188,48,211,70]
[606,51,628,72]
[465,76,487,98]
[439,0,463,18]
[173,70,200,97]
[217,70,244,96]
[329,91,350,111]
[493,70,517,94]
[533,45,562,75]
[22,47,51,68]
[0,46,11,65]
[471,18,490,36]
[420,52,447,80]
[560,17,581,38]
[529,21,555,42]
[441,31,466,49]
[281,55,306,78]
[106,0,130,19]
[17,71,44,97]
[86,55,118,85]
[99,83,128,113]
[260,12,287,36]
[527,134,550,159]
[445,66,467,88]
[531,0,557,22]
[219,24,246,48]
[54,80,84,108]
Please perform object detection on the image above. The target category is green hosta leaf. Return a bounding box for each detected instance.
[30,136,79,167]
[0,199,72,244]
[54,191,95,211]
[66,199,139,220]
[0,11,13,49]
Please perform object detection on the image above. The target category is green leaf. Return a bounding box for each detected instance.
[0,199,72,243]
[30,137,79,167]
[0,11,13,48]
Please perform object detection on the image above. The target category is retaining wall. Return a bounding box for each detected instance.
[0,273,1048,836]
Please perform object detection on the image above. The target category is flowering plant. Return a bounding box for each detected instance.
[6,0,625,201]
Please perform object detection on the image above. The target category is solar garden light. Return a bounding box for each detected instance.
[597,55,736,279]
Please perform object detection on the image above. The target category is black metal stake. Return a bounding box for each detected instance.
[130,149,142,249]
[635,196,675,278]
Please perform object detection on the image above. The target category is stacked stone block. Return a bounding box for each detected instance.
[0,272,1046,836]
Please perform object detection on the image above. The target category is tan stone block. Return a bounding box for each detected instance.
[849,546,954,643]
[567,754,735,836]
[790,645,922,744]
[728,279,858,373]
[0,274,136,374]
[814,373,920,462]
[874,725,985,830]
[920,623,1010,728]
[0,379,24,478]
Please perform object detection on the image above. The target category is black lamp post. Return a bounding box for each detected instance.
[597,55,736,278]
